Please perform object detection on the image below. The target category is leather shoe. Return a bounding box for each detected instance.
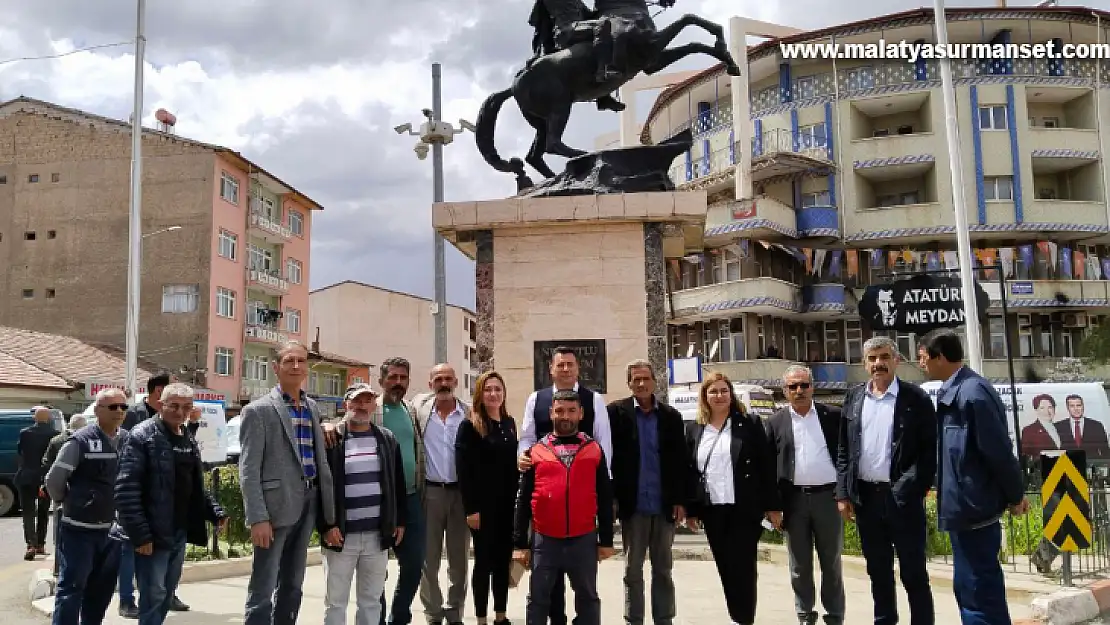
[170,596,190,612]
[119,602,139,619]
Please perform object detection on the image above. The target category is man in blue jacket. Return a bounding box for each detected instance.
[115,383,228,625]
[919,329,1028,625]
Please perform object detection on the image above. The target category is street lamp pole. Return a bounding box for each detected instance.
[395,62,475,365]
[124,0,147,397]
[933,0,984,371]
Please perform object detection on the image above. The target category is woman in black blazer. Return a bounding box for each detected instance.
[685,371,781,625]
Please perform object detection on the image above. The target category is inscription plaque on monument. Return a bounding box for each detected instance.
[533,339,607,393]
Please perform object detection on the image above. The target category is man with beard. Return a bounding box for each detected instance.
[514,390,615,625]
[416,364,471,625]
[836,337,937,625]
[326,358,426,625]
[318,383,407,625]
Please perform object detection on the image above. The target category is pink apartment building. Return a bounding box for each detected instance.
[0,97,321,408]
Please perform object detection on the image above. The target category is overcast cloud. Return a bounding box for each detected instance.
[0,0,1038,313]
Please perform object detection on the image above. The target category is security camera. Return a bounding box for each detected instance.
[459,119,476,133]
[422,108,434,120]
[394,123,413,135]
[414,141,429,160]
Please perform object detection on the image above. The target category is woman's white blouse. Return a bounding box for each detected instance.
[696,421,735,505]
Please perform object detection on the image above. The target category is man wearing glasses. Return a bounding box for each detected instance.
[45,388,131,625]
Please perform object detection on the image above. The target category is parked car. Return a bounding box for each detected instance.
[224,416,241,464]
[0,408,66,516]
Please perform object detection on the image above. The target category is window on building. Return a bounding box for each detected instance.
[801,191,831,207]
[984,176,1014,201]
[669,326,683,359]
[988,316,1006,358]
[286,258,303,284]
[215,347,235,376]
[798,123,827,149]
[702,323,718,363]
[846,66,876,90]
[248,244,273,272]
[285,308,301,334]
[47,230,56,239]
[288,210,304,236]
[216,287,236,318]
[469,318,477,341]
[711,248,741,283]
[979,105,1008,130]
[45,288,55,299]
[251,195,277,220]
[846,320,863,363]
[21,289,33,299]
[794,76,816,100]
[219,230,238,260]
[28,174,38,183]
[0,175,7,184]
[728,317,745,361]
[1043,117,1060,129]
[323,373,342,396]
[1018,314,1033,358]
[308,371,319,394]
[220,173,239,204]
[51,173,60,183]
[24,232,35,240]
[162,284,199,313]
[243,355,269,382]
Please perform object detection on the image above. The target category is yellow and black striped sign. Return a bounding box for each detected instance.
[1041,451,1091,552]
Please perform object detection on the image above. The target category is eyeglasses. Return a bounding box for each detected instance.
[97,403,128,412]
[786,382,812,390]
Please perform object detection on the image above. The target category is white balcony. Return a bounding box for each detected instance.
[249,207,292,243]
[244,324,287,345]
[248,269,289,295]
[670,278,800,320]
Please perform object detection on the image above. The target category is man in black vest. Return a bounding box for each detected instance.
[517,346,612,625]
[45,388,130,625]
[764,365,845,625]
[17,406,59,560]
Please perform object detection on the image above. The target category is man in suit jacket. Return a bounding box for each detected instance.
[765,366,845,625]
[1020,394,1062,460]
[16,407,58,561]
[608,359,688,625]
[836,337,937,625]
[414,364,472,625]
[1054,394,1109,461]
[239,340,336,625]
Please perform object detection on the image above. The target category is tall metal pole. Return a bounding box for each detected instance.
[431,63,448,365]
[124,0,146,397]
[933,0,984,371]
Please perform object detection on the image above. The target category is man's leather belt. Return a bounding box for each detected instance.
[793,483,835,494]
[425,480,458,489]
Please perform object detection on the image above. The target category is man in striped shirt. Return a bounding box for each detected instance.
[318,384,406,625]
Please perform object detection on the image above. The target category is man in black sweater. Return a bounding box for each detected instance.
[17,407,59,560]
[514,390,615,625]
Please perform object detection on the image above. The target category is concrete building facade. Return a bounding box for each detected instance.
[309,281,478,399]
[635,7,1110,398]
[0,97,321,407]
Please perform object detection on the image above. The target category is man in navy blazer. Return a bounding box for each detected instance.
[920,329,1028,625]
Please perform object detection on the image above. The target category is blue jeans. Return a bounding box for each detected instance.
[118,540,136,604]
[951,523,1012,625]
[380,492,425,625]
[53,524,121,625]
[135,531,188,625]
[244,487,318,625]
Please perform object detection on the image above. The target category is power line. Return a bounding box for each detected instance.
[0,41,133,67]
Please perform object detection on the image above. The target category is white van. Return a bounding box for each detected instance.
[670,384,777,421]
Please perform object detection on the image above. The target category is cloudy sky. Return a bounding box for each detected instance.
[0,0,1031,310]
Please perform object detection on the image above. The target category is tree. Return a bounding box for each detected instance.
[1080,323,1110,365]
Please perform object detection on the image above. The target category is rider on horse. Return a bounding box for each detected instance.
[527,0,627,111]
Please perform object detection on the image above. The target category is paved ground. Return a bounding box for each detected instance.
[0,515,55,567]
[26,558,1035,624]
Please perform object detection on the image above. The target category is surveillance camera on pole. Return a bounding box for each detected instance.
[396,62,476,365]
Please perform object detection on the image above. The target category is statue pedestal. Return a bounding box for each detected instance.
[434,191,707,400]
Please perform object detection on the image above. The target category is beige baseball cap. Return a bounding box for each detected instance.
[344,383,379,401]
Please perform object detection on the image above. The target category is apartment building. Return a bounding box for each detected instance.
[0,97,321,407]
[310,281,479,399]
[636,7,1110,399]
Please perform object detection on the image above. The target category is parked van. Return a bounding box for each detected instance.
[0,408,66,516]
[670,384,778,421]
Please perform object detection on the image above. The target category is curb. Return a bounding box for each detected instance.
[1015,579,1110,625]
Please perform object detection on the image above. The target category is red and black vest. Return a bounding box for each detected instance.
[530,432,601,539]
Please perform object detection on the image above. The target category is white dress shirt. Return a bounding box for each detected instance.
[697,421,734,505]
[517,382,612,472]
[790,405,838,486]
[859,377,898,484]
[423,399,466,483]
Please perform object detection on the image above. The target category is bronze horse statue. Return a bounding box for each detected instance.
[474,0,742,190]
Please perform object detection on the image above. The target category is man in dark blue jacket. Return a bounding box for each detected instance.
[920,329,1028,625]
[115,383,227,625]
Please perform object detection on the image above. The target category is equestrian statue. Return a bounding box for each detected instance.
[474,0,742,190]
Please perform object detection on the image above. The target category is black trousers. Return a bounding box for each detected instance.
[702,504,763,625]
[527,533,599,625]
[19,484,50,547]
[854,483,934,625]
[470,506,514,618]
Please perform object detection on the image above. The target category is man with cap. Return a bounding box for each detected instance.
[318,383,407,625]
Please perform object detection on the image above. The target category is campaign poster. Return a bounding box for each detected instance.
[193,400,229,464]
[920,381,1110,462]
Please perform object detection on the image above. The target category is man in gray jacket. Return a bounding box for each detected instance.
[239,340,336,625]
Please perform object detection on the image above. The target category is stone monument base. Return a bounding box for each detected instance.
[434,191,708,401]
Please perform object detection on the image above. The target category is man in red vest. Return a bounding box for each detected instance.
[513,389,615,625]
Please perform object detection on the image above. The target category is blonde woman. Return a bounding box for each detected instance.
[684,372,781,625]
[455,371,518,625]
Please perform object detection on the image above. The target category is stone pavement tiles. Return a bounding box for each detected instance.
[51,559,1031,624]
